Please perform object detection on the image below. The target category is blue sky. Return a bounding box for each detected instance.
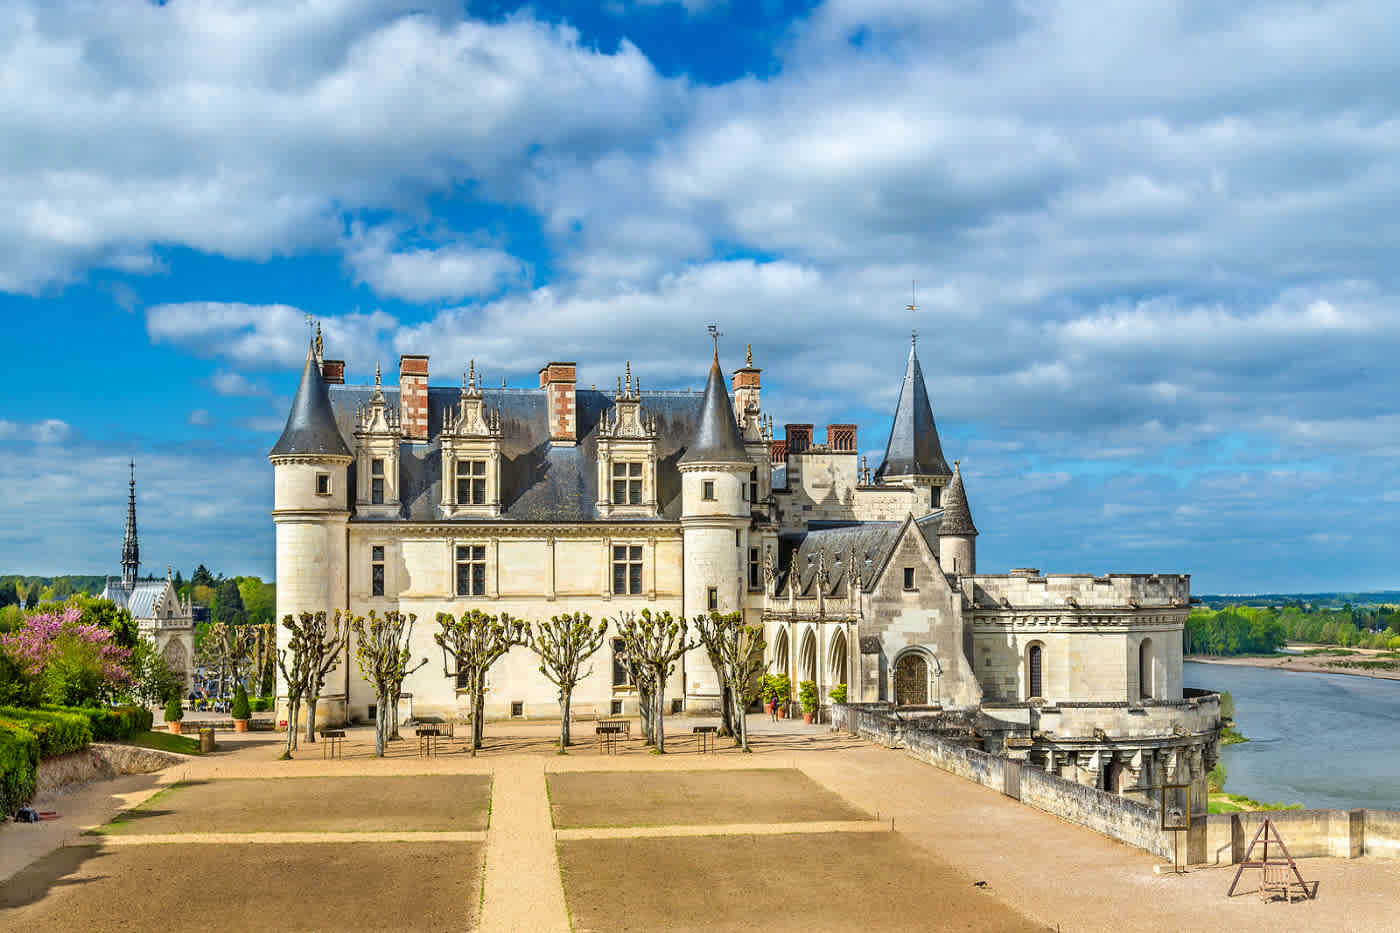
[3,0,1400,594]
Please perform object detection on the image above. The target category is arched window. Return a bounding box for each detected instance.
[773,627,789,677]
[1028,644,1043,700]
[828,629,848,687]
[799,628,818,685]
[1139,638,1155,700]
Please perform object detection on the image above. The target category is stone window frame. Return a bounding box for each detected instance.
[707,586,718,611]
[315,472,332,496]
[1025,640,1047,702]
[454,542,488,597]
[903,566,916,591]
[702,479,716,500]
[370,543,386,598]
[456,458,489,506]
[611,542,645,596]
[370,458,386,505]
[747,546,761,591]
[611,460,645,507]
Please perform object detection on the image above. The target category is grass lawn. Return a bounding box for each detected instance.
[124,729,202,755]
[1208,792,1302,814]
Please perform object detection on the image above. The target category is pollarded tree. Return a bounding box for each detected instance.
[611,614,655,745]
[694,611,767,752]
[614,608,694,754]
[434,610,529,757]
[527,612,607,751]
[276,617,311,759]
[353,610,429,757]
[295,610,350,744]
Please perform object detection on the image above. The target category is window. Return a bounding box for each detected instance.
[611,637,633,687]
[610,699,623,716]
[371,458,385,505]
[1029,645,1043,699]
[707,587,718,611]
[612,545,643,595]
[612,461,643,505]
[702,479,715,500]
[903,567,915,590]
[316,473,331,496]
[456,545,486,597]
[749,469,758,506]
[931,486,940,508]
[736,530,742,547]
[749,547,760,589]
[456,459,487,505]
[511,701,524,718]
[371,545,385,597]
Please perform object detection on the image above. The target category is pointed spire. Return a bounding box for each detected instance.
[875,341,951,481]
[374,362,381,387]
[681,352,749,464]
[121,461,139,586]
[938,461,978,537]
[270,344,351,458]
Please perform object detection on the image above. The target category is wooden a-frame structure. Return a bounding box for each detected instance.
[1226,818,1310,899]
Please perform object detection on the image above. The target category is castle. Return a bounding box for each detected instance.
[271,329,1220,804]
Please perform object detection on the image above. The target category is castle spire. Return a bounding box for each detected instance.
[875,340,951,481]
[938,461,978,537]
[269,340,352,458]
[680,349,749,464]
[121,461,140,586]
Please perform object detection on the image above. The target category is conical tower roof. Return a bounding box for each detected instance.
[875,341,951,480]
[680,351,750,464]
[269,345,351,458]
[938,461,977,536]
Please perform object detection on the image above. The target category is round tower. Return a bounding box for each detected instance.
[937,461,977,576]
[269,339,353,636]
[680,347,754,712]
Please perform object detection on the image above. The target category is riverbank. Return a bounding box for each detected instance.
[1187,647,1400,681]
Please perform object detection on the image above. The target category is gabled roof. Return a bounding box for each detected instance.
[679,353,749,465]
[875,342,951,480]
[775,516,943,595]
[938,462,977,536]
[270,348,352,459]
[101,579,170,620]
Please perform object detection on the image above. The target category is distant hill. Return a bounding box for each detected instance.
[1196,591,1400,610]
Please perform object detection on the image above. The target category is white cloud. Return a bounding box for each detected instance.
[208,369,270,397]
[344,225,527,302]
[0,418,72,444]
[187,409,213,426]
[146,302,397,370]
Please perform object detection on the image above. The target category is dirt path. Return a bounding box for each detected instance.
[479,758,570,933]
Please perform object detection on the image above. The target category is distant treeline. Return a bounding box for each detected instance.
[1186,604,1400,656]
[1195,592,1400,611]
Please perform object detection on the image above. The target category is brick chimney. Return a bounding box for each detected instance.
[539,362,577,445]
[731,344,761,418]
[320,359,345,385]
[399,354,429,441]
[785,424,813,454]
[826,424,857,452]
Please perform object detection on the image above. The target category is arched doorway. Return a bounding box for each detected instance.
[828,629,848,688]
[799,628,818,685]
[772,627,789,679]
[893,652,928,706]
[1139,638,1155,700]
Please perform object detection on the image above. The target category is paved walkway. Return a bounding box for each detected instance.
[480,758,570,933]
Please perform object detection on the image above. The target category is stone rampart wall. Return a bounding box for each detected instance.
[1205,808,1400,864]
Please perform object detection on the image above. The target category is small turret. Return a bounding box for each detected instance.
[938,461,977,575]
[875,338,952,510]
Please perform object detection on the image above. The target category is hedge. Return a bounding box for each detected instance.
[0,708,93,759]
[0,719,39,817]
[52,705,153,741]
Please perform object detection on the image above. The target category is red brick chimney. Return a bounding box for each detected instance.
[539,362,577,445]
[399,355,429,441]
[320,359,345,385]
[731,344,761,417]
[826,424,857,452]
[785,424,813,454]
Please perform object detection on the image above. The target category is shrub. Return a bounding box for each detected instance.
[0,608,131,708]
[231,684,251,720]
[251,696,273,713]
[0,647,43,708]
[0,708,92,759]
[828,683,848,705]
[798,680,819,714]
[52,705,153,741]
[164,695,184,723]
[0,719,39,816]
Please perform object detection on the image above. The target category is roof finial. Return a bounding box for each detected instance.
[469,359,476,391]
[707,323,723,363]
[746,343,753,367]
[314,322,323,360]
[625,361,632,395]
[908,279,918,347]
[374,362,381,387]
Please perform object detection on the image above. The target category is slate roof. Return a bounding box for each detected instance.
[679,354,750,464]
[270,350,352,458]
[938,462,977,536]
[875,343,951,481]
[324,382,716,523]
[101,580,168,620]
[774,515,942,595]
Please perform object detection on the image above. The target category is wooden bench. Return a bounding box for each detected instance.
[319,729,345,759]
[692,725,718,753]
[595,722,628,754]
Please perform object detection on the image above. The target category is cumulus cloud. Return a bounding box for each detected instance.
[187,409,213,427]
[344,225,527,302]
[146,302,397,370]
[0,418,72,444]
[208,369,270,397]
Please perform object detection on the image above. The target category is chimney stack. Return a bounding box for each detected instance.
[785,424,813,454]
[399,355,429,441]
[826,424,857,452]
[320,359,345,385]
[731,346,761,419]
[539,362,577,445]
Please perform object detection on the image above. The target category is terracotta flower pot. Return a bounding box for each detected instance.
[233,719,249,733]
[168,721,181,735]
[803,712,814,724]
[777,706,786,719]
[765,701,774,714]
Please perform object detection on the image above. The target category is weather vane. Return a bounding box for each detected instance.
[707,323,723,357]
[908,279,919,346]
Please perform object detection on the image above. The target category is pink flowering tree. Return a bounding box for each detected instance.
[0,608,131,707]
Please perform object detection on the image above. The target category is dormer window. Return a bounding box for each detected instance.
[612,462,643,506]
[371,458,385,505]
[457,460,487,505]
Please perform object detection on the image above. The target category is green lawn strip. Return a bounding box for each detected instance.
[1208,791,1302,814]
[123,730,202,755]
[90,781,187,834]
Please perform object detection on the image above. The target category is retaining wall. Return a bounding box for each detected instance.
[1205,808,1400,864]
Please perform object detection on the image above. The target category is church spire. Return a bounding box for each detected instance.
[875,341,952,481]
[121,461,139,586]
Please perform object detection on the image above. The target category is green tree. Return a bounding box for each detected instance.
[434,610,529,756]
[354,610,429,758]
[237,577,276,626]
[525,612,607,752]
[613,609,694,754]
[191,565,216,588]
[0,580,18,608]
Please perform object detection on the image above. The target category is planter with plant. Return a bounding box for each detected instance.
[799,680,819,723]
[828,683,847,705]
[231,684,251,732]
[164,695,184,735]
[771,673,791,718]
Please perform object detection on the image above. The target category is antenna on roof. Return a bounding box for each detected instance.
[907,280,918,347]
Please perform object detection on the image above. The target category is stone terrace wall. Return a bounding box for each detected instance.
[1205,809,1400,864]
[833,703,1172,859]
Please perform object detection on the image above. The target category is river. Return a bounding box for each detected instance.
[1184,660,1400,810]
